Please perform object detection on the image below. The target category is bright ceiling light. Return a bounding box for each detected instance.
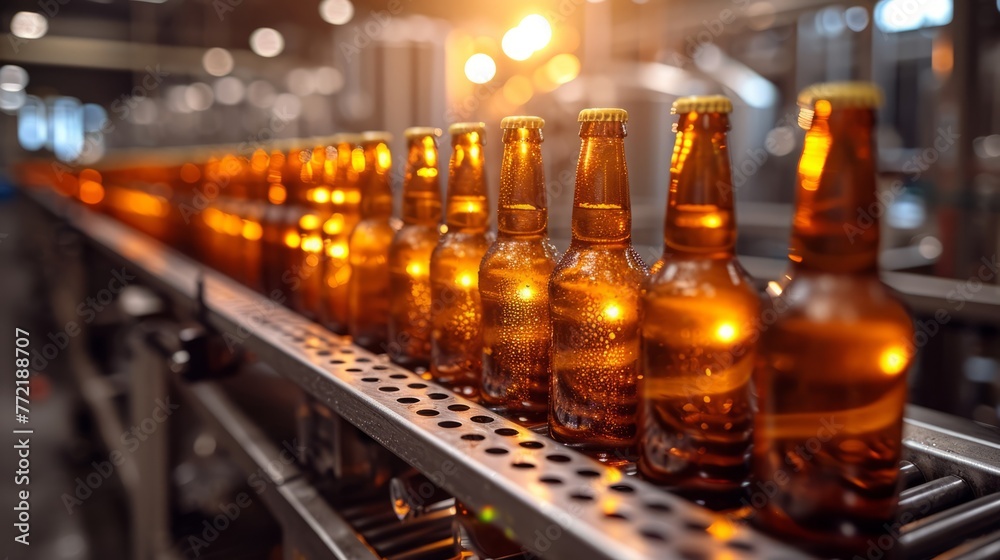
[464,53,496,84]
[202,47,234,77]
[320,0,354,25]
[185,82,214,111]
[0,65,29,92]
[214,76,245,105]
[249,27,285,57]
[502,27,534,61]
[518,14,552,52]
[10,12,48,40]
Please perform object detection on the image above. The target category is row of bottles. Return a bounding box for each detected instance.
[41,81,912,558]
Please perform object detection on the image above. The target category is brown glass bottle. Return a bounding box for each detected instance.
[479,116,557,423]
[348,132,395,351]
[295,139,336,322]
[321,134,364,333]
[751,82,913,557]
[429,122,491,398]
[260,143,289,298]
[387,128,443,369]
[549,108,647,463]
[241,147,269,293]
[639,96,759,503]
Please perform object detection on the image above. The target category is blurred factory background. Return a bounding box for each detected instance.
[2,2,1000,560]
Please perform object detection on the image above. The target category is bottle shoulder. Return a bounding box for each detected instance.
[645,256,758,297]
[551,244,648,285]
[431,230,493,259]
[771,272,913,329]
[481,238,558,273]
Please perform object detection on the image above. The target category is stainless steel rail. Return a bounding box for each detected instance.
[27,197,807,559]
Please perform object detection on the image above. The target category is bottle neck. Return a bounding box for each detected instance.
[571,122,631,245]
[445,132,488,232]
[790,107,879,274]
[498,128,547,238]
[360,142,393,219]
[402,136,442,227]
[665,113,736,257]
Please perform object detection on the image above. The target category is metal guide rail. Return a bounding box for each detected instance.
[27,191,808,559]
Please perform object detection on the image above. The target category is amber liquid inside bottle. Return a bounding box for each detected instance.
[752,102,913,556]
[639,109,758,505]
[430,127,491,398]
[261,148,289,298]
[241,148,269,293]
[321,140,364,333]
[480,123,557,423]
[388,132,442,368]
[295,146,333,322]
[549,118,647,463]
[348,138,395,351]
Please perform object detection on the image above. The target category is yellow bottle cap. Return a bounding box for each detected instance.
[798,81,883,109]
[671,95,733,114]
[404,126,442,139]
[500,116,545,129]
[448,122,487,136]
[578,107,628,123]
[361,131,394,144]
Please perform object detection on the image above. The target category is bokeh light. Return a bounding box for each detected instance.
[464,53,497,84]
[249,28,285,58]
[202,48,234,77]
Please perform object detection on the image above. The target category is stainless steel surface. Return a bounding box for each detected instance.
[29,187,807,560]
[174,379,380,560]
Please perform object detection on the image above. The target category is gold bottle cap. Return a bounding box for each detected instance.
[448,122,487,136]
[671,95,733,114]
[798,82,883,109]
[500,115,545,129]
[361,131,394,144]
[404,126,442,139]
[577,107,628,123]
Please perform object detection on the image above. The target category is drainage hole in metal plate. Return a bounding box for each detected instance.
[461,434,485,441]
[576,469,600,478]
[511,462,535,469]
[609,483,634,493]
[361,377,379,382]
[519,441,544,449]
[470,415,494,424]
[485,448,508,455]
[355,357,370,362]
[684,520,709,532]
[569,492,594,502]
[427,393,448,400]
[495,428,519,437]
[330,359,345,365]
[340,348,354,354]
[397,397,419,404]
[448,404,470,412]
[378,386,400,392]
[316,350,331,356]
[389,373,407,379]
[416,409,440,417]
[438,421,462,429]
[539,476,563,485]
[347,368,364,373]
[372,365,389,370]
[546,454,571,463]
[639,528,668,542]
[408,383,428,389]
[605,511,629,520]
[645,502,672,513]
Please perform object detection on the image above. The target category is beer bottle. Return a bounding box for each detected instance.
[549,108,647,463]
[321,134,364,333]
[348,132,395,351]
[241,147,269,293]
[388,127,443,369]
[429,122,491,398]
[479,116,557,422]
[260,142,289,298]
[752,82,913,556]
[295,139,336,323]
[638,95,758,503]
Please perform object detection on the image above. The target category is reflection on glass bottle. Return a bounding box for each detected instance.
[429,123,492,399]
[639,96,758,506]
[321,134,364,333]
[348,132,395,352]
[480,116,557,423]
[751,82,914,557]
[388,128,443,369]
[549,108,647,464]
